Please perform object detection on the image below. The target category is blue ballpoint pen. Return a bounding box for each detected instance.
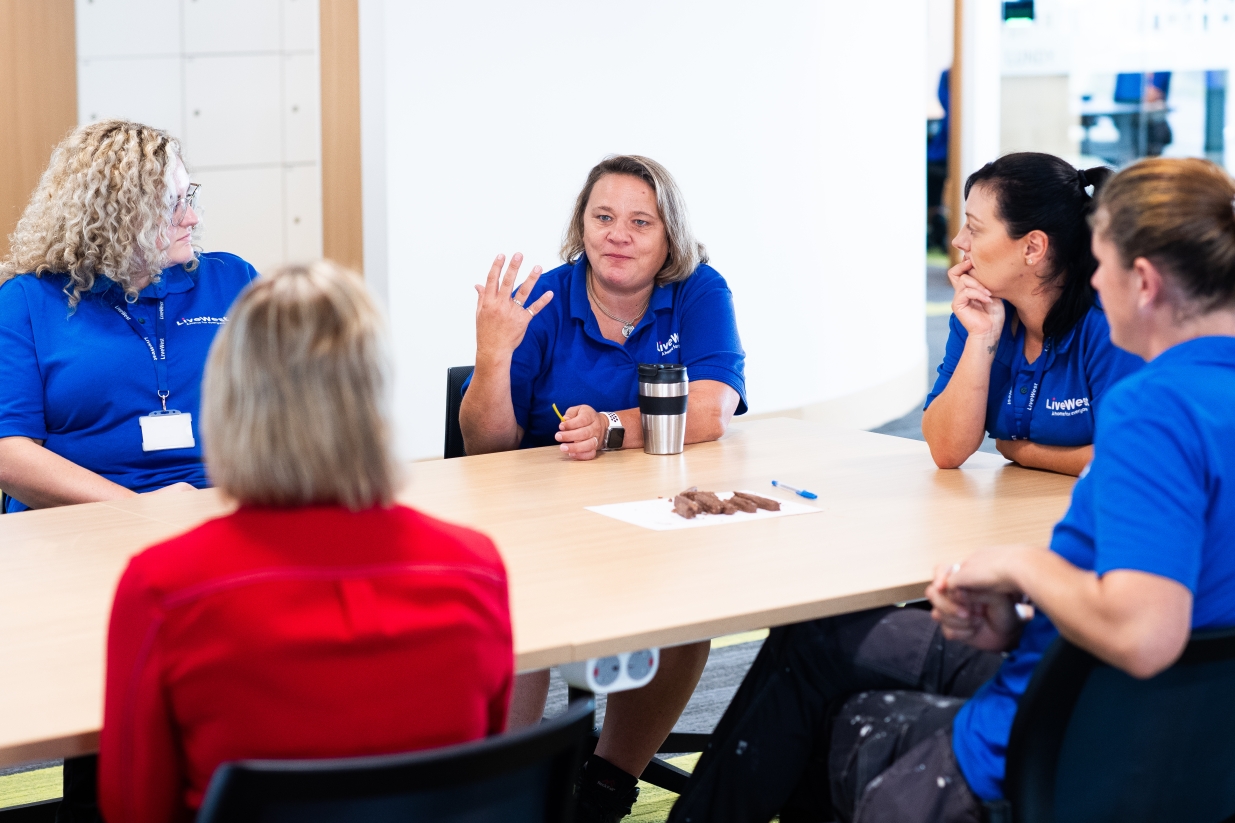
[772,480,818,499]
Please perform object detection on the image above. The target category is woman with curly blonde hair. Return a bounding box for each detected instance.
[0,119,258,514]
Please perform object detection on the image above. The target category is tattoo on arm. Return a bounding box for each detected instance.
[987,343,997,354]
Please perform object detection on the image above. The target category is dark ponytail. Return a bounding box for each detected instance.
[964,152,1112,340]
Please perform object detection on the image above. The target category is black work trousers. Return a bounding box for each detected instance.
[668,606,1004,823]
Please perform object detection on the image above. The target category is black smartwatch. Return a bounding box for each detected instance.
[600,411,625,451]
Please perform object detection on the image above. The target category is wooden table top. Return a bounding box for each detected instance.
[0,418,1076,767]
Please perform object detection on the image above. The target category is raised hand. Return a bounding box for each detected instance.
[474,253,554,363]
[948,257,1005,341]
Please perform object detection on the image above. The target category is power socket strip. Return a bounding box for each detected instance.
[559,648,660,694]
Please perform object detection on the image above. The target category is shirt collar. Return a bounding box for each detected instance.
[568,254,676,323]
[87,261,199,299]
[1003,302,1088,369]
[1154,335,1235,366]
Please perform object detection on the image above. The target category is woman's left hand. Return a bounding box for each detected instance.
[556,405,606,461]
[995,439,1027,464]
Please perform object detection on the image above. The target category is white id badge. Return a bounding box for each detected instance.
[139,410,196,452]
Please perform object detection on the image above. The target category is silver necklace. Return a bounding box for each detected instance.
[587,270,650,339]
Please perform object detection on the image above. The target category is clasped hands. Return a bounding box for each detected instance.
[926,546,1033,652]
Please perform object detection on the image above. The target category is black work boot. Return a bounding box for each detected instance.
[574,754,640,823]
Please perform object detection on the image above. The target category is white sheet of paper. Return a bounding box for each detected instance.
[139,411,196,452]
[586,490,821,531]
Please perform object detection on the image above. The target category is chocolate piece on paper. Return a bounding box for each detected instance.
[727,495,759,513]
[732,491,782,512]
[680,490,726,514]
[672,495,701,519]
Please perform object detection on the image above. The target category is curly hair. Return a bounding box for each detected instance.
[0,119,194,308]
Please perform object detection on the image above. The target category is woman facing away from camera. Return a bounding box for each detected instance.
[97,262,514,823]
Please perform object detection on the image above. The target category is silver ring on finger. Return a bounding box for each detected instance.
[525,306,535,316]
[512,297,525,307]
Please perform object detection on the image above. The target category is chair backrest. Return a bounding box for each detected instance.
[444,365,475,459]
[1004,628,1235,823]
[197,698,594,823]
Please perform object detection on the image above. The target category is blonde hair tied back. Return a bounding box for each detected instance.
[1095,157,1235,314]
[0,119,190,308]
[202,260,399,510]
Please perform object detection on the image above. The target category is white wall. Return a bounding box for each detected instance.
[75,0,323,274]
[927,0,954,118]
[960,0,1003,181]
[361,1,928,460]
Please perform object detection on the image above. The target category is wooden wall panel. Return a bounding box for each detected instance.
[319,0,364,274]
[946,0,963,265]
[0,0,78,260]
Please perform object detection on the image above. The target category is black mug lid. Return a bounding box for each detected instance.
[638,363,688,383]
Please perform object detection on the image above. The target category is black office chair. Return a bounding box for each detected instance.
[196,698,594,823]
[441,365,708,792]
[991,627,1235,823]
[444,366,474,459]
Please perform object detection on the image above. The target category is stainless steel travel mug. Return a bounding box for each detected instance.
[638,364,688,455]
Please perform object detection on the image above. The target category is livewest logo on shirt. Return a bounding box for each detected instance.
[1045,396,1091,416]
[657,332,680,357]
[176,316,229,326]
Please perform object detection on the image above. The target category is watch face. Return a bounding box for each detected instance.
[606,425,625,450]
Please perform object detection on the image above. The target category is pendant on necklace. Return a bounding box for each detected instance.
[622,323,635,338]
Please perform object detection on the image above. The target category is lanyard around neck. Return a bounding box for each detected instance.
[1007,319,1051,441]
[112,298,170,410]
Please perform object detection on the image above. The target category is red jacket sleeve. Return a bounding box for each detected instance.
[98,557,189,823]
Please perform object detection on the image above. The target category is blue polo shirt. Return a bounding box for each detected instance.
[467,256,746,449]
[952,335,1235,800]
[0,252,257,513]
[925,304,1143,445]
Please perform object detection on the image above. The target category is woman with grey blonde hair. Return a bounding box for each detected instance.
[0,119,258,514]
[98,262,514,823]
[460,154,748,822]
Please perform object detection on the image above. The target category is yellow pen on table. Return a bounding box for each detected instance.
[553,403,565,421]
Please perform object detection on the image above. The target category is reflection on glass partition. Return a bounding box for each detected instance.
[997,0,1235,171]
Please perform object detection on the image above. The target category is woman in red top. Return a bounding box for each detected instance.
[98,261,514,823]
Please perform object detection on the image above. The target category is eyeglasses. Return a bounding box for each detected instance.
[170,183,201,227]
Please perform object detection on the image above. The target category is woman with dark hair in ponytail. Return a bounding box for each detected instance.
[922,152,1144,476]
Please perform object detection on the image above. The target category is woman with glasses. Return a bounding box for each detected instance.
[0,119,258,514]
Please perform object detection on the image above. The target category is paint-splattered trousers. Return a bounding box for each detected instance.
[668,606,1005,823]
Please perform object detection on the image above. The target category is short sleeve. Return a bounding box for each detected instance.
[1090,384,1206,591]
[0,280,50,440]
[677,273,747,413]
[1082,310,1144,416]
[924,313,969,410]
